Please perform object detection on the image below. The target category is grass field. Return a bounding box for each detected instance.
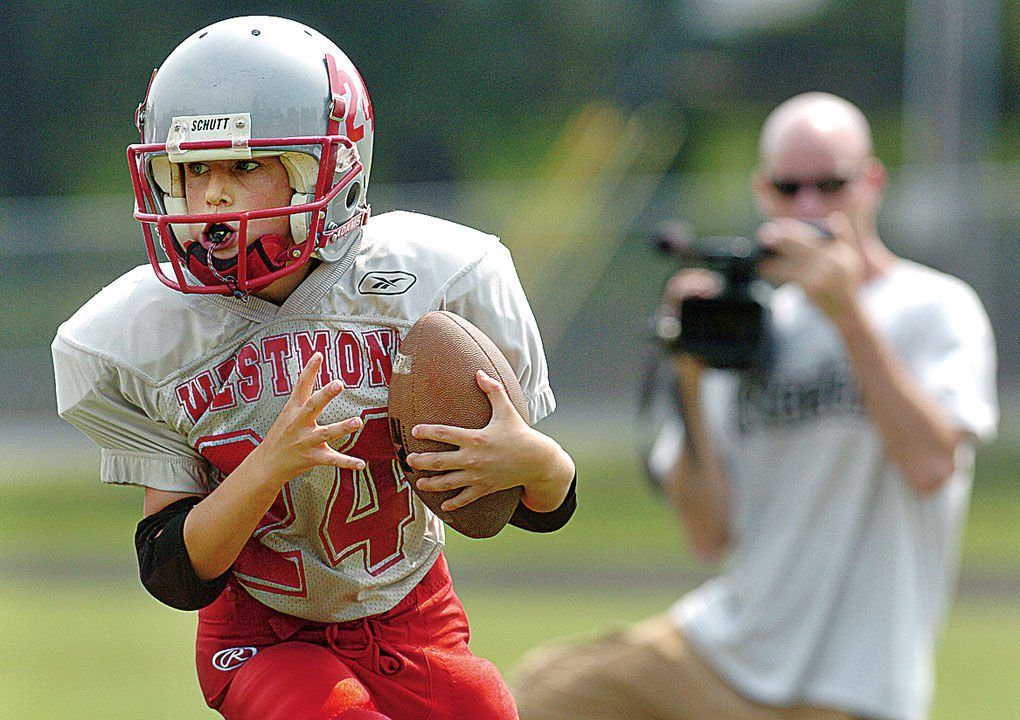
[1,431,1017,718]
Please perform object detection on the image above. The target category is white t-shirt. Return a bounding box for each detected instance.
[664,261,998,720]
[52,211,555,623]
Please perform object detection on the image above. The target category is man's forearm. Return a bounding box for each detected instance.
[834,299,962,494]
[666,356,731,562]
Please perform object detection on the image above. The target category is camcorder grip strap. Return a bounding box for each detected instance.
[636,347,690,492]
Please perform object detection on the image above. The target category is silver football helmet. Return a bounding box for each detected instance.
[128,16,374,295]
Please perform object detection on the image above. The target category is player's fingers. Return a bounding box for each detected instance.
[291,352,324,403]
[408,449,469,473]
[411,423,474,446]
[317,449,366,471]
[307,378,345,417]
[440,483,488,512]
[416,470,470,493]
[476,370,517,416]
[316,416,362,442]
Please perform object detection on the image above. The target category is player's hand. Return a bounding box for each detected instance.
[407,370,574,513]
[756,212,864,320]
[253,352,365,484]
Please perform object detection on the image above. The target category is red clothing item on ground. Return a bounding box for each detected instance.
[196,555,517,720]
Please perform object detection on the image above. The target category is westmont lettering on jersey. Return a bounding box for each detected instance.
[175,328,398,423]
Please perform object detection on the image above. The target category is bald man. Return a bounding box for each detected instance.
[511,93,998,720]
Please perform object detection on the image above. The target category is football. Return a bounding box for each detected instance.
[388,311,528,538]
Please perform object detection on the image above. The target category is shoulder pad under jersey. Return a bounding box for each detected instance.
[360,211,503,271]
[54,264,247,383]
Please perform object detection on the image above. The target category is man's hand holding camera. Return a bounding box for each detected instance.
[757,212,864,321]
[656,213,866,374]
[659,270,718,392]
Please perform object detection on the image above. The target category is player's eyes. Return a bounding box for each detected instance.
[186,162,210,176]
[235,160,262,172]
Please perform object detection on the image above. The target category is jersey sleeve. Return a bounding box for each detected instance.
[903,282,998,441]
[440,241,555,424]
[52,335,217,493]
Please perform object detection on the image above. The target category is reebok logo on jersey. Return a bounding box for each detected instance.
[212,646,258,671]
[358,271,417,295]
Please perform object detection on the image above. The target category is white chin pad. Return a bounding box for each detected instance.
[290,193,312,242]
[150,156,173,195]
[281,153,318,245]
[279,153,318,194]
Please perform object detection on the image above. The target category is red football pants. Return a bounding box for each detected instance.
[195,555,517,720]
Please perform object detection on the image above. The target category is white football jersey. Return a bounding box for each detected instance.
[52,211,556,623]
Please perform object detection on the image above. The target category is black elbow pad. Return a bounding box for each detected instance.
[135,496,230,611]
[509,475,577,533]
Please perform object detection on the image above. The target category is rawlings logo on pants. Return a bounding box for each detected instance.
[213,646,259,672]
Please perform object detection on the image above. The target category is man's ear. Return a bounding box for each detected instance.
[863,156,886,193]
[861,156,887,214]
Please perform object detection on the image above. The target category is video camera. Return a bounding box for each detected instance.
[651,222,775,370]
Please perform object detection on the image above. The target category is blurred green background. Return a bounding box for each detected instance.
[2,427,1019,718]
[2,1,1018,718]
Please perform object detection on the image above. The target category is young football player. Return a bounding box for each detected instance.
[52,16,576,720]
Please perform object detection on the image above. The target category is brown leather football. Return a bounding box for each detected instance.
[388,311,528,538]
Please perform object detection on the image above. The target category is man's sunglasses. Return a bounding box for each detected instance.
[770,177,851,197]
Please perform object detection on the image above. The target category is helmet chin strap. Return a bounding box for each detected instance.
[181,234,294,298]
